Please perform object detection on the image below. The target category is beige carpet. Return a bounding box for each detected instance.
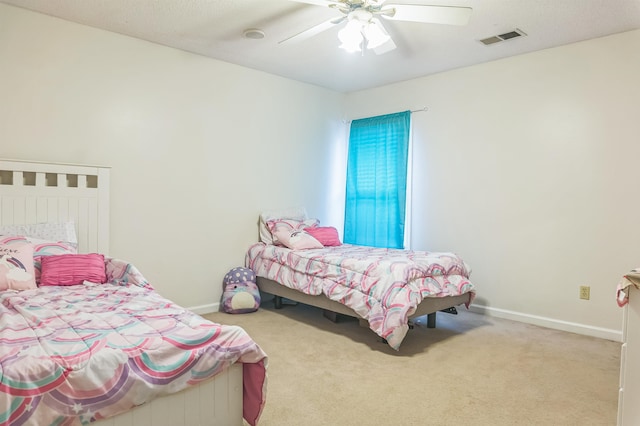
[204,298,620,426]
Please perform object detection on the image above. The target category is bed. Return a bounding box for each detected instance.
[245,208,476,350]
[0,159,267,426]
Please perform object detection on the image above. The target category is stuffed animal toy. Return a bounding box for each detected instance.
[222,267,260,314]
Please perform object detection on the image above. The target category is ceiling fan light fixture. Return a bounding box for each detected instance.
[363,19,390,50]
[338,19,364,53]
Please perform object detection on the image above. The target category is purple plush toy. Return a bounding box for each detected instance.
[222,267,260,314]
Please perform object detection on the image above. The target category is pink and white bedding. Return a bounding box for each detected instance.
[246,242,475,350]
[0,259,267,426]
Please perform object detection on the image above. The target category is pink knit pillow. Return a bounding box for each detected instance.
[40,253,106,286]
[304,226,341,246]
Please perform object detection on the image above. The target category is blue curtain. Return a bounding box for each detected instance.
[344,110,410,248]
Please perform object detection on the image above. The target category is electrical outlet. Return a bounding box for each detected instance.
[580,286,590,300]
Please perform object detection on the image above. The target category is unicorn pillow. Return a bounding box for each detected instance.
[0,241,37,291]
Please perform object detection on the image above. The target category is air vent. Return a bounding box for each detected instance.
[479,29,526,46]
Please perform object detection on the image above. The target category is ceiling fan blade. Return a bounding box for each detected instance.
[373,37,397,55]
[286,0,343,7]
[279,16,346,44]
[381,4,472,26]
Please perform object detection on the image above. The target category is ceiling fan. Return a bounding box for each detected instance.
[280,0,472,55]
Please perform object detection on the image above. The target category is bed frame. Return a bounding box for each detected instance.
[101,364,242,426]
[257,276,472,330]
[0,159,244,426]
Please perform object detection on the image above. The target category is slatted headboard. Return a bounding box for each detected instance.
[0,159,110,254]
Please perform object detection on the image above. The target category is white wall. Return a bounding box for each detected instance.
[0,3,345,310]
[345,30,640,339]
[2,2,637,339]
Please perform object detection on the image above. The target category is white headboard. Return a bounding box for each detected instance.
[0,159,110,254]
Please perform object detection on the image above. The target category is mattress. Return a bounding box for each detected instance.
[246,242,475,349]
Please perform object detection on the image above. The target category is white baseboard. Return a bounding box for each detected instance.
[469,304,623,342]
[190,301,623,341]
[187,302,220,315]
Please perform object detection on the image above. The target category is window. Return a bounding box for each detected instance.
[343,111,411,248]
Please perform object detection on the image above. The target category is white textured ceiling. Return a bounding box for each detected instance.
[3,0,640,92]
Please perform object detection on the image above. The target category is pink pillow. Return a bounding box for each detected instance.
[32,239,78,285]
[0,241,37,291]
[40,253,106,286]
[272,229,323,250]
[0,235,78,285]
[304,226,341,246]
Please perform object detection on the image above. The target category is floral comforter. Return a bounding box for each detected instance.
[0,259,267,426]
[246,243,475,350]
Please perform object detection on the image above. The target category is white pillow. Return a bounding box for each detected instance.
[258,207,307,244]
[0,221,77,247]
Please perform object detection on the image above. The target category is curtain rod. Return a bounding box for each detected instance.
[342,107,428,124]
